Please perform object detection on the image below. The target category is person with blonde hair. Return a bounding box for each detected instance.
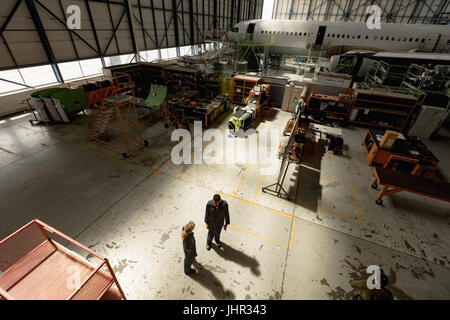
[182,221,197,275]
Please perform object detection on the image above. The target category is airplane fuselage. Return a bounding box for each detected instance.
[229,20,450,55]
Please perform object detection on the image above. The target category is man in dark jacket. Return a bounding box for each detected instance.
[205,194,230,250]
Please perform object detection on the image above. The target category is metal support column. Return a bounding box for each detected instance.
[125,0,140,62]
[237,0,241,23]
[85,0,106,67]
[171,0,181,56]
[230,0,235,28]
[0,0,23,38]
[149,0,161,59]
[188,0,195,45]
[24,0,63,83]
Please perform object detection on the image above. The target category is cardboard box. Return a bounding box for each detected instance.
[379,130,399,149]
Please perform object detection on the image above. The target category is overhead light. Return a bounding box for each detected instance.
[0,120,6,124]
[10,113,29,120]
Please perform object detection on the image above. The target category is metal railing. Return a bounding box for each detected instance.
[0,219,126,300]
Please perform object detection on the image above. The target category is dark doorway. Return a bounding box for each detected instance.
[247,23,256,34]
[315,26,327,46]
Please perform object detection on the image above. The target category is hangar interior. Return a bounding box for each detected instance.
[0,0,449,300]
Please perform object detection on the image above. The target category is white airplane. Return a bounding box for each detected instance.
[229,19,450,55]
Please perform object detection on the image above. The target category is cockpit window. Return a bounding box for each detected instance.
[231,27,238,33]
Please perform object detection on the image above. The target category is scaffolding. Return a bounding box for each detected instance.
[89,73,148,158]
[234,34,273,72]
[402,64,450,93]
[365,61,410,86]
[334,55,357,74]
[0,219,126,300]
[288,36,330,79]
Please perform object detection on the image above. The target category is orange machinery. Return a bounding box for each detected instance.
[363,129,439,178]
[371,167,450,205]
[306,92,353,121]
[0,220,126,300]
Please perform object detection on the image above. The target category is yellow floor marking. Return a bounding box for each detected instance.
[317,206,360,221]
[14,163,57,203]
[16,162,57,181]
[220,191,294,219]
[319,174,350,184]
[289,218,296,249]
[352,184,362,222]
[173,166,184,177]
[233,164,252,196]
[229,224,283,247]
[20,123,300,244]
[356,128,365,143]
[252,167,267,202]
[296,167,362,222]
[15,179,55,203]
[259,122,268,130]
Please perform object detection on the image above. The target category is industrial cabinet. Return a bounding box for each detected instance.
[408,105,450,139]
[232,75,262,105]
[363,129,439,178]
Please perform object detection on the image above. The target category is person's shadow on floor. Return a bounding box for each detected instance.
[191,260,235,300]
[212,242,261,276]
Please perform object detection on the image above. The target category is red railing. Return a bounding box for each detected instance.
[0,219,126,300]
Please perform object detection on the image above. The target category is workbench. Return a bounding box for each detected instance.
[363,129,439,178]
[371,167,450,205]
[167,92,229,129]
[280,118,343,158]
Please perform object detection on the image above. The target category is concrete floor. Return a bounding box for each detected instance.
[0,107,449,300]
